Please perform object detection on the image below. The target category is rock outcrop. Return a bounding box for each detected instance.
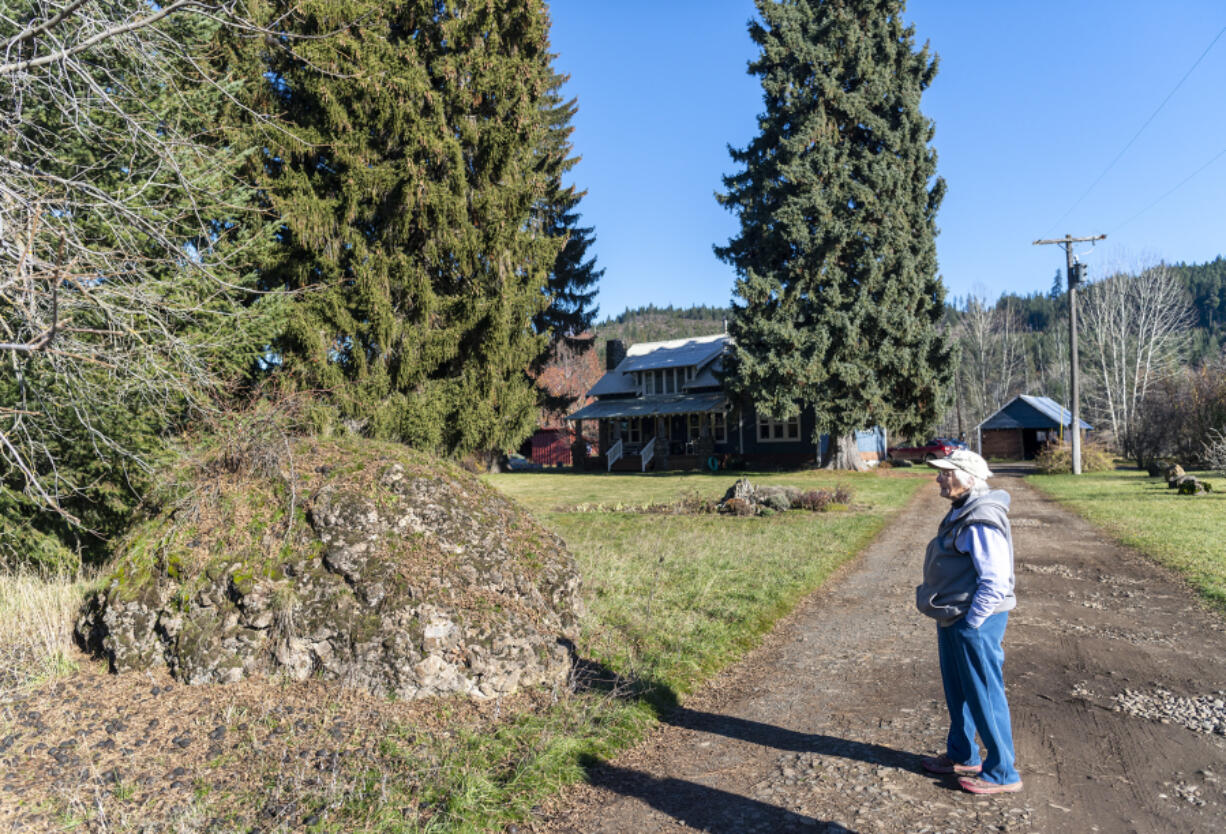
[717,478,847,515]
[77,439,583,700]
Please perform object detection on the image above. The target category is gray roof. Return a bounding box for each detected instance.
[980,394,1092,431]
[684,363,721,390]
[619,333,728,372]
[565,392,728,421]
[588,369,636,396]
[586,333,729,397]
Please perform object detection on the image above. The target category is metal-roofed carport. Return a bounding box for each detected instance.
[976,394,1092,460]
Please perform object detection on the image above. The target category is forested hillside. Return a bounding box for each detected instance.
[991,256,1226,364]
[1172,256,1226,358]
[590,304,732,363]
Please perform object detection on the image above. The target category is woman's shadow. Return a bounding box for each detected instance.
[566,652,960,833]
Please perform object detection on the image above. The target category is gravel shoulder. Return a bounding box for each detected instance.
[533,473,1226,833]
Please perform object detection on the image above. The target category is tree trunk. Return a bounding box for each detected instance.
[824,433,870,471]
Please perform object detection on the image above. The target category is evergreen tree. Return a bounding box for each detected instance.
[716,0,952,465]
[533,69,603,343]
[243,0,561,457]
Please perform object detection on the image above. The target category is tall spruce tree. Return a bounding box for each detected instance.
[532,69,603,344]
[244,0,561,458]
[716,0,953,466]
[529,65,602,422]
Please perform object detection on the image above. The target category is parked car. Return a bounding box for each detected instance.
[935,436,968,450]
[887,438,961,462]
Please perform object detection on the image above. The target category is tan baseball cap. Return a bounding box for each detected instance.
[926,448,994,480]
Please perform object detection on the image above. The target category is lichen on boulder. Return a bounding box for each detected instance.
[76,437,583,700]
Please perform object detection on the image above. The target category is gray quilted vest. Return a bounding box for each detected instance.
[916,488,1015,626]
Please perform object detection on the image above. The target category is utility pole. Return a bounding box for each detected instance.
[1033,233,1106,475]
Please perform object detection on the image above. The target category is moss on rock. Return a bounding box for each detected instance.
[76,438,583,700]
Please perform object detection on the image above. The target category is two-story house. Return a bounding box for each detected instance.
[565,333,885,471]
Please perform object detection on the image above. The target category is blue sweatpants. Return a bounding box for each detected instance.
[937,611,1020,785]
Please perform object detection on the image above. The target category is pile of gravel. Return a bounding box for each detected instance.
[1112,687,1226,735]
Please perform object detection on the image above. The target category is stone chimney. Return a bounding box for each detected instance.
[606,339,627,371]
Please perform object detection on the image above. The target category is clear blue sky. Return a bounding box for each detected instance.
[546,0,1226,320]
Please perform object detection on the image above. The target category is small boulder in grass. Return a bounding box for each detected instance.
[1173,474,1198,492]
[1177,478,1213,496]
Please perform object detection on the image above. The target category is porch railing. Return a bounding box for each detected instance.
[641,436,656,472]
[607,438,623,472]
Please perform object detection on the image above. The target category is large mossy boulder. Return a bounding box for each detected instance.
[76,438,583,700]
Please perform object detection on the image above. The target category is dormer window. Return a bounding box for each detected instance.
[637,365,699,396]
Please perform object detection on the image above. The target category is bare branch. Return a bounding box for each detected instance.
[0,0,206,75]
[5,0,90,49]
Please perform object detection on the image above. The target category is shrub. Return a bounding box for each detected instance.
[796,489,832,511]
[793,485,853,512]
[1035,443,1115,474]
[721,498,756,516]
[762,493,791,512]
[642,490,718,515]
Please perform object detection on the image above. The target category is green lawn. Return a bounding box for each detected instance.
[1026,468,1226,612]
[490,468,926,696]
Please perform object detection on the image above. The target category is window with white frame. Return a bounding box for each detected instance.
[644,372,655,395]
[757,413,800,442]
[688,413,702,441]
[628,418,642,444]
[712,411,727,443]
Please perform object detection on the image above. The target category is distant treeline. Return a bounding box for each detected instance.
[588,256,1221,399]
[592,255,1226,378]
[971,256,1226,363]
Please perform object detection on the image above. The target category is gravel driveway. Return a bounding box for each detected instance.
[534,473,1226,833]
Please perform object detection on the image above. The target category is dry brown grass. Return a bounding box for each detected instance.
[0,571,91,698]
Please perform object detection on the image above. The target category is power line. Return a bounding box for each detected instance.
[1041,23,1226,237]
[1109,142,1226,234]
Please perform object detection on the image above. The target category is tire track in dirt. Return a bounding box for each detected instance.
[533,473,1226,833]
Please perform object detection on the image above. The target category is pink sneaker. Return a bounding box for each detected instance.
[957,775,1023,794]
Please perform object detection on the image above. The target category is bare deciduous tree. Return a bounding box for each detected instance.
[1204,429,1226,476]
[954,292,1026,434]
[0,0,277,536]
[1079,262,1193,456]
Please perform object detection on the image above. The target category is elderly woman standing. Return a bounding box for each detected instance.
[915,449,1023,794]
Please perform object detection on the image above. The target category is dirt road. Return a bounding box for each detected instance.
[535,473,1226,833]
